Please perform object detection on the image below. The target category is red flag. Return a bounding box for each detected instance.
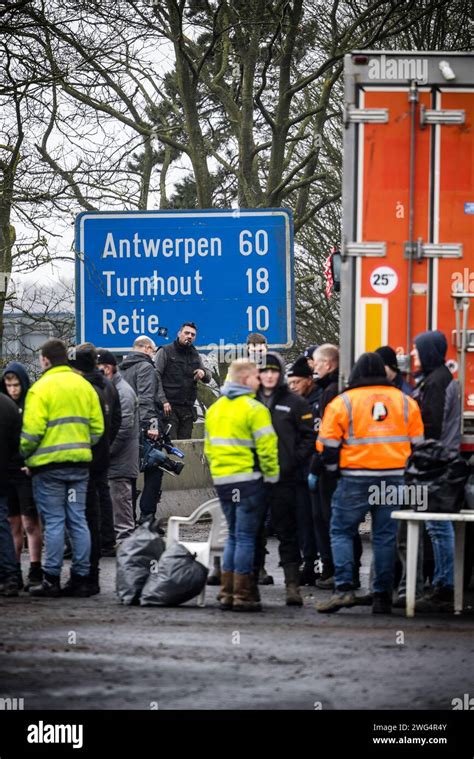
[323,246,338,299]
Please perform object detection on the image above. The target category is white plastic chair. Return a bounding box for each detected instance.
[166,498,228,607]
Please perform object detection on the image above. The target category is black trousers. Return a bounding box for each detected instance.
[166,406,194,440]
[295,482,318,564]
[255,481,301,571]
[97,472,115,550]
[313,473,362,578]
[139,467,164,520]
[85,472,102,580]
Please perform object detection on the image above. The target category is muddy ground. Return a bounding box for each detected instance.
[1,536,473,711]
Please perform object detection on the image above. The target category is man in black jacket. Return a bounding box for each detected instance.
[0,394,22,597]
[70,344,121,595]
[155,322,211,439]
[287,356,320,585]
[309,344,363,589]
[256,352,315,605]
[411,330,460,611]
[120,335,164,523]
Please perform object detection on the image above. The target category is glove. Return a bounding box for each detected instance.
[308,473,319,492]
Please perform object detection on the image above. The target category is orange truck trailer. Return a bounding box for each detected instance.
[339,51,474,451]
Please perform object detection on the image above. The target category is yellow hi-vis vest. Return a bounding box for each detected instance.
[204,393,279,486]
[20,366,104,469]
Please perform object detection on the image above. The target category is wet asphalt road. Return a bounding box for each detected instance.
[1,537,474,711]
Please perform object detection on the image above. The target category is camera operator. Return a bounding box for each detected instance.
[119,336,165,523]
[140,424,185,479]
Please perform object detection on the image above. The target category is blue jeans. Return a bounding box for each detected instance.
[330,476,402,594]
[32,468,90,577]
[0,493,18,579]
[426,520,454,588]
[220,489,266,575]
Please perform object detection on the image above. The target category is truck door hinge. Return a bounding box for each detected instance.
[344,105,389,126]
[404,242,463,259]
[420,105,465,128]
[343,241,387,257]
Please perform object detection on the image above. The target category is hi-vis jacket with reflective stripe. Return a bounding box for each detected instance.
[204,393,279,486]
[20,366,104,470]
[316,385,424,476]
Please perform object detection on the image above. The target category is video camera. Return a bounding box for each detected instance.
[140,424,185,477]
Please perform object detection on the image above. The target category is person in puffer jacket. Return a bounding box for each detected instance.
[205,359,279,613]
[411,330,462,611]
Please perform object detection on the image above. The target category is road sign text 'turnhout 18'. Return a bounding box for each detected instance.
[75,209,294,352]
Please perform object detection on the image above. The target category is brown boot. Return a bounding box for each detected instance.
[233,573,262,612]
[217,570,234,610]
[283,563,303,606]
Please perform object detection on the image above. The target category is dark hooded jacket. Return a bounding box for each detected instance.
[314,368,340,432]
[0,394,21,496]
[0,361,31,477]
[82,370,121,473]
[257,352,315,481]
[413,330,461,450]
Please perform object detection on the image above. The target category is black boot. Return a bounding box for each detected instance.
[24,562,43,592]
[257,567,274,585]
[0,574,21,597]
[299,561,317,586]
[62,571,91,598]
[372,591,392,614]
[29,572,61,597]
[87,571,100,596]
[207,556,221,586]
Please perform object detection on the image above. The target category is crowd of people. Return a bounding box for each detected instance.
[205,330,464,614]
[0,322,209,598]
[0,322,466,616]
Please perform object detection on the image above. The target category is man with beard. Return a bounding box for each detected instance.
[155,322,211,439]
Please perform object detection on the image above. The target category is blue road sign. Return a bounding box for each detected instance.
[75,209,294,351]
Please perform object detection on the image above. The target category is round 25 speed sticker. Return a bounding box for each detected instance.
[370,266,398,294]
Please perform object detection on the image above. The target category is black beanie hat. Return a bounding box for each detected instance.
[375,346,398,373]
[288,356,313,378]
[69,346,97,373]
[303,344,319,359]
[96,348,117,367]
[260,351,283,372]
[348,352,387,387]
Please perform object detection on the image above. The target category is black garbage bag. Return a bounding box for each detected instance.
[140,542,208,606]
[116,519,166,605]
[404,439,469,513]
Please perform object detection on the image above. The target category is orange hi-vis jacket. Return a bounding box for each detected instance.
[316,385,424,476]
